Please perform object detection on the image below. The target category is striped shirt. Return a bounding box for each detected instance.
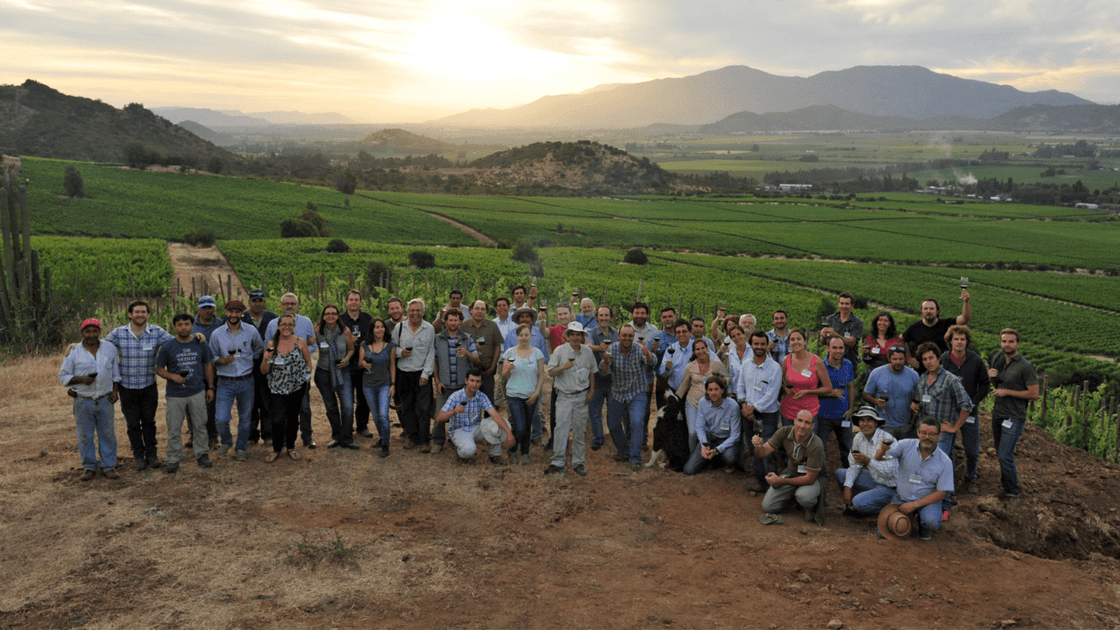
[602,340,655,403]
[441,388,494,433]
[104,324,174,389]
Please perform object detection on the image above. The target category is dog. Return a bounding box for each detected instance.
[646,392,690,471]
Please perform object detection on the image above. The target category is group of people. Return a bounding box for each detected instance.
[60,285,1038,539]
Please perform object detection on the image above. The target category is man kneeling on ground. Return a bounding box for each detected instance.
[753,410,826,524]
[435,369,514,465]
[852,416,953,540]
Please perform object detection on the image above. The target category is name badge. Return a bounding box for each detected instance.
[843,332,851,339]
[921,394,931,404]
[352,326,359,334]
[909,472,922,484]
[319,342,329,349]
[754,383,763,391]
[1002,419,1014,429]
[719,423,730,433]
[800,369,811,378]
[797,464,808,474]
[273,357,286,365]
[841,420,851,428]
[966,415,977,424]
[142,346,153,352]
[871,347,880,355]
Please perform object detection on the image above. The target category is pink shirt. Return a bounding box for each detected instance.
[780,353,820,420]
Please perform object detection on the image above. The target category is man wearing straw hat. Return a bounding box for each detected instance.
[853,416,953,540]
[544,321,596,476]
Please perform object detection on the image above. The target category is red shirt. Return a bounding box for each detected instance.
[548,325,566,351]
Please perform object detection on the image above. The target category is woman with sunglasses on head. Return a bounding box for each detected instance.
[314,304,357,450]
[358,317,396,458]
[260,314,313,462]
[862,311,911,371]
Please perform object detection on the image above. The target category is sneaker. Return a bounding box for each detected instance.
[134,458,148,471]
[216,444,231,457]
[1005,494,1020,507]
[166,462,180,474]
[358,429,374,438]
[420,444,432,454]
[942,510,950,522]
[521,454,531,465]
[208,439,219,450]
[920,531,932,541]
[235,449,247,461]
[304,441,317,449]
[631,463,640,472]
[79,469,96,481]
[403,440,419,450]
[543,465,565,476]
[378,448,390,459]
[327,440,341,449]
[573,464,587,477]
[590,442,602,451]
[102,468,120,480]
[489,456,508,466]
[197,454,213,468]
[431,444,443,455]
[531,436,547,447]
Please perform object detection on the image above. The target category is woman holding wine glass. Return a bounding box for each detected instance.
[675,338,729,450]
[862,311,910,371]
[358,317,396,458]
[502,323,547,464]
[779,328,833,427]
[260,314,313,462]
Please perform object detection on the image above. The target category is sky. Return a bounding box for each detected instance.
[3,0,1118,123]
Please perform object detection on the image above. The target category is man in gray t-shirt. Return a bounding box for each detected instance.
[987,329,1039,501]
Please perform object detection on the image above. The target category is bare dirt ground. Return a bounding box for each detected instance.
[416,210,496,246]
[3,354,1120,629]
[167,243,249,299]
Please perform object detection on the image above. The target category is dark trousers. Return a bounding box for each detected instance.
[299,390,313,444]
[270,384,308,452]
[548,386,558,445]
[205,394,219,440]
[397,369,432,444]
[119,383,159,458]
[351,369,370,432]
[249,367,271,442]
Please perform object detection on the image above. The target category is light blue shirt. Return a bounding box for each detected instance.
[59,340,121,397]
[695,397,741,454]
[208,323,264,378]
[886,438,954,502]
[734,355,782,414]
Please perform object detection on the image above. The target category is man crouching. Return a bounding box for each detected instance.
[435,369,515,465]
[753,410,826,525]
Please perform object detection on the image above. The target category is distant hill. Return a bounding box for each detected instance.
[982,103,1120,133]
[152,107,355,126]
[0,80,237,163]
[467,140,679,195]
[431,65,1093,128]
[177,120,226,143]
[353,128,506,158]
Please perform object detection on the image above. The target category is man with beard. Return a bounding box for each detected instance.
[208,300,264,461]
[987,328,1038,504]
[940,325,990,495]
[819,292,864,365]
[862,346,920,440]
[431,309,479,455]
[155,313,215,472]
[245,290,277,446]
[903,291,971,371]
[736,331,783,490]
[586,305,617,451]
[105,300,175,470]
[463,299,504,407]
[766,310,791,364]
[911,342,973,519]
[854,416,954,540]
[341,290,374,438]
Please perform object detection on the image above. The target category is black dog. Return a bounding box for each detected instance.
[646,393,690,472]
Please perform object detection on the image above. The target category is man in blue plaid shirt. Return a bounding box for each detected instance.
[910,341,973,520]
[435,369,514,464]
[601,324,656,470]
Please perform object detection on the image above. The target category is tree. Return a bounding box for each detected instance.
[124,142,148,169]
[326,238,350,253]
[408,251,435,269]
[335,170,357,195]
[183,228,216,247]
[280,218,317,238]
[63,166,84,198]
[206,156,224,174]
[301,202,330,237]
[623,248,648,265]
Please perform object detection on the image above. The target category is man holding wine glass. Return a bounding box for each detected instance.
[155,313,216,472]
[862,346,920,440]
[903,286,972,372]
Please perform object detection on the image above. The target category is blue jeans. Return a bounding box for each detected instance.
[216,377,255,451]
[852,485,942,537]
[991,416,1025,496]
[607,395,646,463]
[362,384,392,448]
[73,396,117,471]
[507,396,538,456]
[960,414,980,482]
[683,441,740,475]
[834,468,887,496]
[588,376,611,448]
[749,411,780,484]
[937,429,958,511]
[315,369,354,444]
[816,415,852,463]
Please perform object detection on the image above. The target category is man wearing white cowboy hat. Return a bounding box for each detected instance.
[836,406,898,511]
[853,416,953,540]
[544,321,596,476]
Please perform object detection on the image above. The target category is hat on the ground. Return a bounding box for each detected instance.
[249,289,265,301]
[564,321,587,336]
[512,306,537,323]
[198,295,216,308]
[853,405,885,425]
[877,503,913,540]
[224,299,247,312]
[80,318,101,331]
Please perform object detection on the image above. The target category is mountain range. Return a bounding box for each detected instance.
[430,65,1093,128]
[151,107,356,127]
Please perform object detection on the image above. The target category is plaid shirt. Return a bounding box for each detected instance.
[104,324,174,389]
[441,388,494,433]
[915,367,973,426]
[602,340,654,403]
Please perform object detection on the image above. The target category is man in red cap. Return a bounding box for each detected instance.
[59,319,121,480]
[208,299,264,461]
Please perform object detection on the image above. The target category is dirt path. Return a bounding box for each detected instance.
[167,242,250,299]
[416,209,496,245]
